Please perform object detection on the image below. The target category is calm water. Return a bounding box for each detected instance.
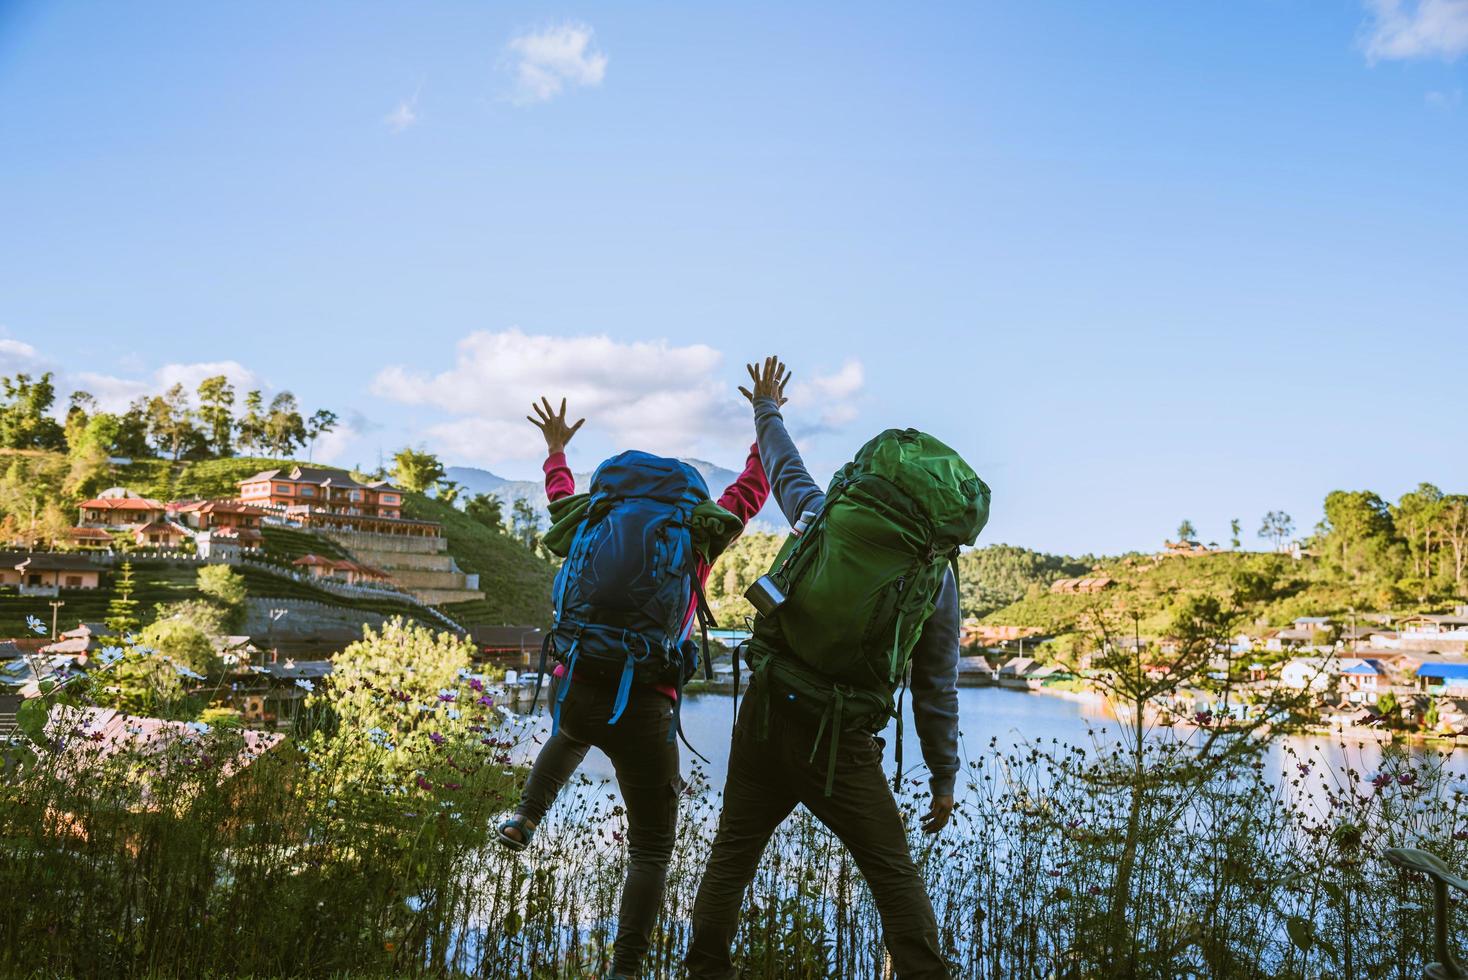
[501,686,1468,814]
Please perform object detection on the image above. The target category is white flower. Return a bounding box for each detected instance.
[174,664,206,680]
[98,647,124,666]
[295,678,315,692]
[457,667,471,679]
[25,615,46,635]
[446,708,461,720]
[185,721,211,735]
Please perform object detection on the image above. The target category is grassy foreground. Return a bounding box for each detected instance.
[2,615,1465,978]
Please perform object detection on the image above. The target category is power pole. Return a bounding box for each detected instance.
[48,599,64,642]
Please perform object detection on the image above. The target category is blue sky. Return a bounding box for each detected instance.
[1,1,1465,555]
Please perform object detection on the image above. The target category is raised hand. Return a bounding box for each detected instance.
[527,397,586,455]
[738,355,791,407]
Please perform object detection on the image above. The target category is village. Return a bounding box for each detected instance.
[962,581,1468,743]
[0,463,552,752]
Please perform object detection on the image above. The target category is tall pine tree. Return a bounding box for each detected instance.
[105,561,141,639]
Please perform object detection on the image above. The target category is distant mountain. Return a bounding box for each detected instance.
[444,459,784,533]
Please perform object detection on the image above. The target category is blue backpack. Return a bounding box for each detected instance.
[533,451,717,749]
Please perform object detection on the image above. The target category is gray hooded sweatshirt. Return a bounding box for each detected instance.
[752,396,961,798]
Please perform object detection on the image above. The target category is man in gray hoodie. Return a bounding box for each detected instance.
[685,357,961,980]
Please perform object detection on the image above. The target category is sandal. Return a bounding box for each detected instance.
[495,813,537,852]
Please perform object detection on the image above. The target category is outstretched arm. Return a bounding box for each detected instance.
[742,356,823,526]
[910,569,961,833]
[528,397,585,502]
[716,442,770,526]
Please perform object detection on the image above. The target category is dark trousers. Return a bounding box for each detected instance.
[686,685,949,979]
[516,681,679,976]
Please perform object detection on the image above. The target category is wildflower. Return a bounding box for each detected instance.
[457,667,471,679]
[446,708,461,721]
[443,781,461,791]
[429,732,445,746]
[477,695,494,708]
[295,678,315,692]
[1453,830,1468,842]
[1297,764,1310,777]
[415,775,433,791]
[1398,772,1417,787]
[174,664,206,681]
[25,615,46,635]
[185,721,211,735]
[1368,772,1391,789]
[468,677,485,693]
[1194,711,1213,726]
[437,689,456,703]
[134,645,156,657]
[98,646,124,666]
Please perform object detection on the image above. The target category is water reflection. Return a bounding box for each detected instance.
[500,687,1468,817]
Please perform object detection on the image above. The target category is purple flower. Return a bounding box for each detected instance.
[415,775,433,791]
[1398,772,1417,787]
[468,677,484,693]
[429,732,445,746]
[477,695,494,708]
[437,689,456,703]
[1370,772,1392,789]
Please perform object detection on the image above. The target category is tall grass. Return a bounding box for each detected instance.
[3,624,1467,978]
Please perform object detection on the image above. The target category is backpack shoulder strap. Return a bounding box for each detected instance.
[692,577,717,681]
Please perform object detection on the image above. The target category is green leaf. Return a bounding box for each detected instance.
[16,698,49,745]
[1286,915,1313,953]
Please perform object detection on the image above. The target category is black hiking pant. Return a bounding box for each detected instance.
[685,683,949,979]
[516,680,680,977]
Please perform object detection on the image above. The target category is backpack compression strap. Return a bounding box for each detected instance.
[529,631,554,715]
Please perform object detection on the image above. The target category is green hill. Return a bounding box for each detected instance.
[401,494,554,628]
[2,452,554,635]
[115,456,298,500]
[978,548,1431,642]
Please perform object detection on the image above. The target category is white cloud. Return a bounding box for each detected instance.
[0,338,53,376]
[790,360,865,432]
[504,23,607,105]
[73,360,260,412]
[1362,0,1468,62]
[384,95,418,133]
[1426,87,1463,106]
[372,329,743,462]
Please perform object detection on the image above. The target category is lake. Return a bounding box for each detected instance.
[501,686,1468,815]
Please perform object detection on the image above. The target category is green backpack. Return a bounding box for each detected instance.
[746,428,990,793]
